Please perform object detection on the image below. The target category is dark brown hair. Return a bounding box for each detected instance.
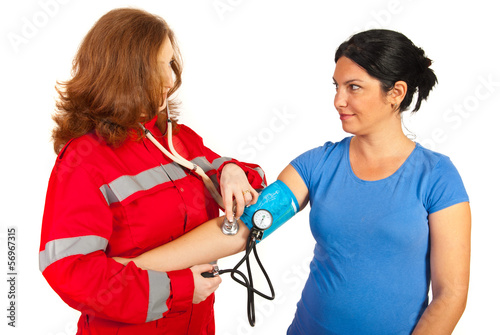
[52,8,183,153]
[335,29,437,113]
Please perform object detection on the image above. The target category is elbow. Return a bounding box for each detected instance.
[448,292,468,318]
[455,289,469,316]
[433,283,469,317]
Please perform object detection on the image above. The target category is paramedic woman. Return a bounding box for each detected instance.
[39,8,265,335]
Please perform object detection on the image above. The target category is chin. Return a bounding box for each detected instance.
[341,124,357,135]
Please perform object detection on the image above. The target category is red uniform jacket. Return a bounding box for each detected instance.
[39,119,266,334]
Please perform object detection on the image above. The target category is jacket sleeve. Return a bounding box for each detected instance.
[215,158,267,191]
[180,125,267,191]
[39,152,194,324]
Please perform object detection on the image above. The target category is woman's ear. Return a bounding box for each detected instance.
[389,80,407,109]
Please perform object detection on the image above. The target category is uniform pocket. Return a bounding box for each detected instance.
[81,314,120,335]
[116,180,186,250]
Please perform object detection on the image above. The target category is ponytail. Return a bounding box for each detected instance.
[414,54,438,112]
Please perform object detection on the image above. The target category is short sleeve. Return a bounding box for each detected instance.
[290,143,333,189]
[425,156,469,214]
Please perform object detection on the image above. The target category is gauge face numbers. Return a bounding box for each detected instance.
[252,209,273,230]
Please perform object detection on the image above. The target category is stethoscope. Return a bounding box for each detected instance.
[139,118,224,209]
[205,210,275,327]
[140,105,275,326]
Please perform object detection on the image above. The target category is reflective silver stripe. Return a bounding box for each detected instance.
[212,157,232,170]
[160,163,187,181]
[100,164,186,205]
[146,270,171,322]
[254,167,266,189]
[192,157,213,173]
[100,184,119,205]
[39,236,108,272]
[100,156,256,206]
[191,157,221,190]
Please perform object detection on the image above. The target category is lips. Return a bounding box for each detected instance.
[339,113,355,121]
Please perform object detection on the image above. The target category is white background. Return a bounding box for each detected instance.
[1,0,499,334]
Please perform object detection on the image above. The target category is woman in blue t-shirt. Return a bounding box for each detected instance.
[279,29,470,334]
[113,29,470,334]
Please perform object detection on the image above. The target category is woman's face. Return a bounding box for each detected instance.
[333,56,396,136]
[157,37,175,111]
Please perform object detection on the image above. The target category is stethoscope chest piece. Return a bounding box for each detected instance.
[221,216,239,235]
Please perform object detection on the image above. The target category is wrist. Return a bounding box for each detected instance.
[222,162,240,172]
[222,163,246,177]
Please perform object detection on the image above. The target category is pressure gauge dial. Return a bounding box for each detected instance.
[252,209,273,230]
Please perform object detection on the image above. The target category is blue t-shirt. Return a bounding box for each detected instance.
[287,137,469,335]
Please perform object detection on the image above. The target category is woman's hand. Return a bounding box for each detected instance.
[115,258,222,304]
[220,163,259,221]
[190,264,222,304]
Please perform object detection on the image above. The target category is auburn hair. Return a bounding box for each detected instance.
[52,8,183,153]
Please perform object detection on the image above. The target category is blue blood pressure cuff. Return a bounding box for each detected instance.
[239,180,299,241]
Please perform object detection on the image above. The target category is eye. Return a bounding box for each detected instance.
[332,82,338,91]
[350,84,360,90]
[169,59,175,67]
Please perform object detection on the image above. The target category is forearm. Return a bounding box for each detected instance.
[131,217,249,272]
[412,292,468,335]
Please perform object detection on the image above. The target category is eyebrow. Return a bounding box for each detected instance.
[159,57,174,64]
[332,78,364,85]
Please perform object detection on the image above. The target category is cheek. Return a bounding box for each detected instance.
[361,94,387,113]
[159,68,168,82]
[160,66,175,86]
[348,96,365,113]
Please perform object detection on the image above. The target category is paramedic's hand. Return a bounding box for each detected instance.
[191,264,222,304]
[220,163,259,222]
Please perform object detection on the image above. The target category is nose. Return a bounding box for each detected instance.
[334,89,347,110]
[164,67,175,90]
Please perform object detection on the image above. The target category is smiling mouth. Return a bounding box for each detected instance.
[339,114,355,120]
